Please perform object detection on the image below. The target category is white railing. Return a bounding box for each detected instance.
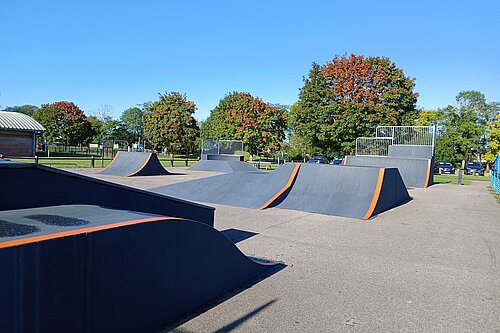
[201,139,244,156]
[355,137,393,156]
[376,126,435,147]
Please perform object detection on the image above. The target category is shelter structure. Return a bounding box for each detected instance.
[0,111,45,157]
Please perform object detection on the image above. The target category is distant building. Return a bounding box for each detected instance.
[0,112,46,157]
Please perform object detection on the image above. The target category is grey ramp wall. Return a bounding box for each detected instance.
[202,154,244,161]
[277,164,410,219]
[0,163,214,226]
[191,160,258,173]
[0,205,278,333]
[99,151,169,176]
[345,155,432,188]
[371,168,411,217]
[153,163,297,209]
[388,145,434,159]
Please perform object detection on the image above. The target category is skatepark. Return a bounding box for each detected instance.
[1,132,499,332]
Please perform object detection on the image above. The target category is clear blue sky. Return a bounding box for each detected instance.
[1,0,499,120]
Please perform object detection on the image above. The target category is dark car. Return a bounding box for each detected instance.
[330,157,343,165]
[464,162,485,176]
[307,156,329,164]
[436,162,455,174]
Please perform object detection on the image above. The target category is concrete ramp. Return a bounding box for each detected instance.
[99,151,169,176]
[0,205,280,333]
[190,159,260,173]
[344,155,432,188]
[276,164,410,219]
[154,163,299,209]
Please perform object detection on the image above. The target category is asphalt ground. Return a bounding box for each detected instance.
[70,167,500,332]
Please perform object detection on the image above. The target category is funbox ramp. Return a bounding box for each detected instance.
[276,163,410,219]
[99,151,169,176]
[153,163,410,219]
[0,205,279,333]
[0,162,213,226]
[344,155,433,188]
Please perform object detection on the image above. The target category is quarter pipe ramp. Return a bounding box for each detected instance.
[99,151,169,176]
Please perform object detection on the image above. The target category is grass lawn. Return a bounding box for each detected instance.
[434,174,490,185]
[11,157,113,168]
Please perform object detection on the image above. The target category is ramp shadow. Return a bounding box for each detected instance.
[221,228,258,244]
[158,265,285,333]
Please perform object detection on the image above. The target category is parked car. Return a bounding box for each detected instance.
[330,157,343,165]
[464,162,485,176]
[307,156,329,164]
[436,162,455,174]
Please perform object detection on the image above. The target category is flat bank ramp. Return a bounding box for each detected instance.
[153,163,299,209]
[190,160,259,173]
[277,164,410,219]
[99,151,169,176]
[344,155,432,188]
[0,205,279,332]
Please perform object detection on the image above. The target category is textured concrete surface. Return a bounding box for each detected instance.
[70,168,500,332]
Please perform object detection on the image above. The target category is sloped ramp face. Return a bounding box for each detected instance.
[190,160,259,173]
[0,205,279,333]
[344,155,433,188]
[276,164,410,219]
[154,163,299,209]
[0,162,214,226]
[99,151,169,176]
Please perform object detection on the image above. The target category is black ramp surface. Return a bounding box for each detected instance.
[0,162,214,226]
[388,145,434,159]
[190,160,259,173]
[0,205,280,333]
[153,163,298,209]
[276,164,410,219]
[99,151,169,176]
[344,155,432,188]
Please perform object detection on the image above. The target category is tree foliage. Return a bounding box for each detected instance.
[143,92,199,154]
[289,54,418,156]
[120,107,144,143]
[33,101,94,145]
[202,92,288,156]
[2,105,39,116]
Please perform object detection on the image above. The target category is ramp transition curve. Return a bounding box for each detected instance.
[99,151,169,176]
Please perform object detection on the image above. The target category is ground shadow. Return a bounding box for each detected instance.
[221,228,258,243]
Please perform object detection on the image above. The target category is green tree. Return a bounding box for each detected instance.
[485,113,500,161]
[2,105,39,116]
[143,92,199,154]
[33,101,94,145]
[120,107,144,143]
[290,54,418,156]
[203,92,288,156]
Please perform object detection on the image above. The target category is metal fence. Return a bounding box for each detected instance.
[492,154,500,194]
[201,139,244,156]
[355,137,393,156]
[376,126,436,147]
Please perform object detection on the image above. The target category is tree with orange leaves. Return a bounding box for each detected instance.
[290,54,418,156]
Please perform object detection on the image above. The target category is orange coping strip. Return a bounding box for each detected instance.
[424,159,432,188]
[189,159,202,168]
[362,168,385,220]
[128,153,153,176]
[97,151,121,173]
[0,216,181,249]
[258,163,301,210]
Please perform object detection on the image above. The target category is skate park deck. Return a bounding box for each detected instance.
[0,204,281,332]
[99,151,169,176]
[190,159,260,173]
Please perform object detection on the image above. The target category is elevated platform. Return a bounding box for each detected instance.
[344,155,433,188]
[99,151,169,176]
[190,160,259,173]
[0,205,280,332]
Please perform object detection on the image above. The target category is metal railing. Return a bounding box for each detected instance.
[376,126,436,147]
[202,139,244,155]
[355,137,393,156]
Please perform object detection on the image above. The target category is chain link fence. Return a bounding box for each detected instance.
[202,139,244,155]
[355,137,393,156]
